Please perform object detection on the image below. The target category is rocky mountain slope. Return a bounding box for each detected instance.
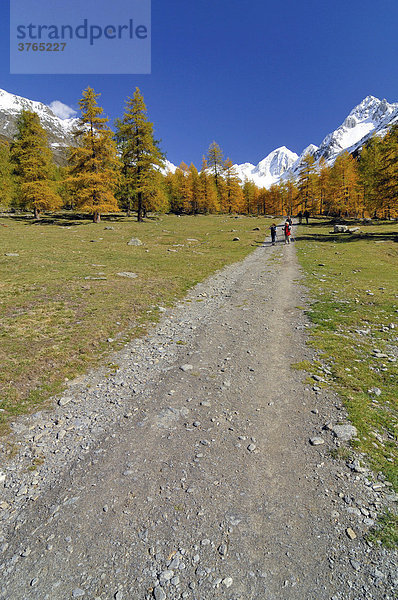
[0,88,78,163]
[1,88,398,184]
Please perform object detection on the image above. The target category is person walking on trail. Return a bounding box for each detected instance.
[284,219,292,244]
[270,223,277,245]
[304,209,310,224]
[298,210,303,224]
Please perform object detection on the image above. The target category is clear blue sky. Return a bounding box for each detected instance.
[2,0,398,166]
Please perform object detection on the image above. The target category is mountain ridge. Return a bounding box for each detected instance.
[0,89,397,182]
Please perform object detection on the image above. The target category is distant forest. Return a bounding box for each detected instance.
[0,86,397,222]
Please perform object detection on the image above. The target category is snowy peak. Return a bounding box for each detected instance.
[234,146,298,188]
[0,88,79,163]
[316,95,398,160]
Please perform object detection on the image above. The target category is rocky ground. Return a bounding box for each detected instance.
[0,234,397,600]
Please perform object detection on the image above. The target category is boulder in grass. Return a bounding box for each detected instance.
[127,237,142,246]
[233,237,240,241]
[334,224,348,233]
[117,272,138,279]
[330,424,358,441]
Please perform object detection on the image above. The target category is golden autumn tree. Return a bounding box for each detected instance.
[198,157,219,213]
[377,124,398,218]
[207,141,225,192]
[0,141,14,210]
[68,87,120,223]
[297,154,318,214]
[328,151,362,216]
[223,159,244,213]
[115,88,165,221]
[11,110,61,219]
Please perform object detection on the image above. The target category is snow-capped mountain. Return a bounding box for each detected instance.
[313,95,398,162]
[234,146,299,188]
[232,95,398,188]
[0,88,79,163]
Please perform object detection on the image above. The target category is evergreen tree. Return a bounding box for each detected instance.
[68,87,120,223]
[0,141,14,210]
[115,88,165,221]
[377,125,398,218]
[223,159,244,213]
[198,157,219,213]
[10,110,61,219]
[317,157,330,215]
[207,141,225,191]
[297,154,317,214]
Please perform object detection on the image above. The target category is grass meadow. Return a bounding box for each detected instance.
[296,219,398,546]
[0,212,271,433]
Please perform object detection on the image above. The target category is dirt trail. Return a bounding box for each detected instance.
[0,237,396,600]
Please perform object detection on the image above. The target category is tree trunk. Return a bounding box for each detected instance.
[137,192,143,222]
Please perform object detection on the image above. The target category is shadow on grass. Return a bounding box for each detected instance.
[295,220,398,244]
[1,212,153,227]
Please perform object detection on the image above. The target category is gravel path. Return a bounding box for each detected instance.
[0,235,397,600]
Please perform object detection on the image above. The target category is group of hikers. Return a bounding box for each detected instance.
[269,218,292,245]
[268,210,309,246]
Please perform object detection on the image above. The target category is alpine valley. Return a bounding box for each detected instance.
[0,88,397,186]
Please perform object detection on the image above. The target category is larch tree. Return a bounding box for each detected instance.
[198,157,219,213]
[10,110,61,219]
[0,141,14,210]
[297,154,317,214]
[207,141,225,191]
[68,87,120,223]
[223,159,244,213]
[115,88,165,222]
[377,124,398,218]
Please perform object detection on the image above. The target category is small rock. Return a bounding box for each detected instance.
[117,272,138,279]
[154,587,166,600]
[115,592,123,600]
[350,559,361,571]
[4,252,19,257]
[247,444,256,452]
[72,590,86,598]
[330,424,357,441]
[346,527,357,540]
[218,543,227,556]
[30,578,38,587]
[0,472,6,484]
[222,577,233,588]
[232,237,240,241]
[180,364,193,372]
[58,397,71,406]
[309,437,324,446]
[368,387,382,396]
[127,237,142,246]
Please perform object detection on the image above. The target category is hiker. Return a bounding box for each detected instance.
[298,210,303,224]
[284,219,291,244]
[270,223,277,245]
[287,215,293,227]
[304,209,309,224]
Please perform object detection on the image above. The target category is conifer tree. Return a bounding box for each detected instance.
[68,87,120,223]
[198,157,219,213]
[223,159,244,213]
[207,141,225,191]
[317,157,330,215]
[377,125,398,218]
[0,141,14,210]
[10,110,61,219]
[115,88,165,221]
[298,154,317,214]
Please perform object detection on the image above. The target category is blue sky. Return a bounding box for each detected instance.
[2,0,398,166]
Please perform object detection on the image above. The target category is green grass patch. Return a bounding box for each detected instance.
[0,212,272,433]
[296,218,398,545]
